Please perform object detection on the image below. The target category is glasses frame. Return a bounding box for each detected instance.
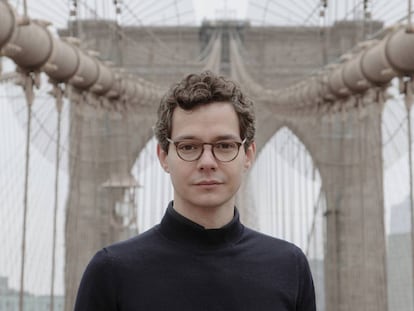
[166,138,247,162]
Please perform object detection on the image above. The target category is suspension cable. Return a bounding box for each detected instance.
[320,0,328,69]
[408,0,413,32]
[49,82,64,311]
[273,136,280,237]
[23,0,28,17]
[18,70,38,311]
[289,134,295,242]
[403,77,414,303]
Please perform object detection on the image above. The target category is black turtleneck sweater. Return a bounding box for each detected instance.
[74,203,316,311]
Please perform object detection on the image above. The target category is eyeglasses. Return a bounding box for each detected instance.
[167,138,246,162]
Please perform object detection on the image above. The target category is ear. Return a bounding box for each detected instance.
[243,141,256,171]
[157,144,170,173]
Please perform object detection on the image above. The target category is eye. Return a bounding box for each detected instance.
[215,142,237,150]
[177,142,200,152]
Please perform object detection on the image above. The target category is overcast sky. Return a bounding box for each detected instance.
[193,0,248,21]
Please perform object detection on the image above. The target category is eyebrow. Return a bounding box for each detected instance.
[173,134,240,141]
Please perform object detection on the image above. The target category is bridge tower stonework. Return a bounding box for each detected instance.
[64,20,387,311]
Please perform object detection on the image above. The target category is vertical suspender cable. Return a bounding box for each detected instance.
[313,165,319,259]
[404,79,414,304]
[268,141,273,233]
[303,148,308,250]
[294,139,299,245]
[290,135,295,242]
[142,147,148,228]
[135,148,142,235]
[275,136,281,237]
[299,146,305,248]
[49,84,64,311]
[305,150,311,252]
[408,0,413,33]
[363,0,367,38]
[298,142,304,247]
[281,131,286,239]
[273,137,278,237]
[23,0,28,17]
[319,0,328,65]
[19,71,36,311]
[296,143,300,246]
[400,54,414,309]
[150,139,157,223]
[148,139,155,224]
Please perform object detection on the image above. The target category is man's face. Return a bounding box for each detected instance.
[157,101,255,212]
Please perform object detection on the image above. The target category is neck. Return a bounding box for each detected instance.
[172,200,235,229]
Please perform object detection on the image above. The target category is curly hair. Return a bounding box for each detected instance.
[154,71,256,152]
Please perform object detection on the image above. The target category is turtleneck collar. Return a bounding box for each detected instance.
[158,201,244,250]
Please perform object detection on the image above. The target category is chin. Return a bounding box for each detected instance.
[190,196,234,210]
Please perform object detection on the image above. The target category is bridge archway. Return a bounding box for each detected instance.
[250,125,326,309]
[252,125,324,245]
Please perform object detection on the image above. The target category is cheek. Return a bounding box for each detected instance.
[224,163,245,183]
[168,161,191,181]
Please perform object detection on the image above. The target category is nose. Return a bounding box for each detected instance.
[196,145,218,170]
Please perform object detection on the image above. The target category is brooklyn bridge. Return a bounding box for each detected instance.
[0,0,413,310]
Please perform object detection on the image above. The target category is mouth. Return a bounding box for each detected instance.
[195,180,222,186]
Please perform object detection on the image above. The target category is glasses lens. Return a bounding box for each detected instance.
[213,142,239,162]
[176,141,202,161]
[173,140,242,162]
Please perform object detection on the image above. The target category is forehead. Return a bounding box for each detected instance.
[171,102,240,140]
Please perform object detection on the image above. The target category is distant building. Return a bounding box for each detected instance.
[387,197,413,311]
[0,276,64,311]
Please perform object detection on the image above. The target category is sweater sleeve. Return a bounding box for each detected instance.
[74,249,118,311]
[295,248,317,311]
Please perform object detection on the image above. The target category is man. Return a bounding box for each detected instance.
[74,71,316,310]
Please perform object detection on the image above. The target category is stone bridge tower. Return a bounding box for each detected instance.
[63,19,386,311]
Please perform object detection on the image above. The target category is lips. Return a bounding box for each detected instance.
[195,180,222,186]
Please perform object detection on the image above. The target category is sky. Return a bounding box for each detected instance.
[192,0,248,22]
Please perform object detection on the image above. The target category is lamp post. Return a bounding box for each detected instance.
[102,173,141,232]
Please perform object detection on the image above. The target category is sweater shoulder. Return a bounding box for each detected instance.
[241,226,305,258]
[101,226,162,260]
